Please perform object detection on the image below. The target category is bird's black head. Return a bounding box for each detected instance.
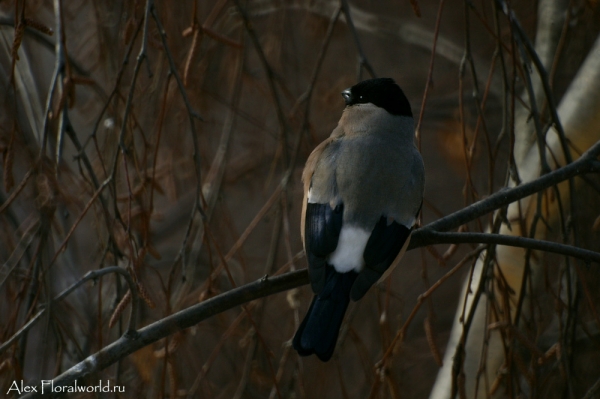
[341,78,412,117]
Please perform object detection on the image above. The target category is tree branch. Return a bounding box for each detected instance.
[21,270,308,399]
[410,138,600,238]
[21,138,600,397]
[419,231,600,264]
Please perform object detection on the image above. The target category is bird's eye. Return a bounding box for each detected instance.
[359,96,363,99]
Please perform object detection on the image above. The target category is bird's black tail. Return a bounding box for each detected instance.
[293,268,358,361]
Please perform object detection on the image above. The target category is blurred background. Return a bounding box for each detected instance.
[1,0,600,398]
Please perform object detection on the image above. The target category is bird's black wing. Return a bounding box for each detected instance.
[304,202,344,294]
[350,215,411,301]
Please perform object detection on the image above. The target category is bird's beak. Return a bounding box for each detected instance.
[341,89,352,105]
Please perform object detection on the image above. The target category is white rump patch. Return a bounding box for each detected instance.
[327,226,370,273]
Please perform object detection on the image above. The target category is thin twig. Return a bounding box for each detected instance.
[378,246,485,366]
[419,231,600,264]
[233,0,290,168]
[0,266,138,356]
[412,138,600,238]
[415,0,446,145]
[340,0,376,80]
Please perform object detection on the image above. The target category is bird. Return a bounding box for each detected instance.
[292,77,424,362]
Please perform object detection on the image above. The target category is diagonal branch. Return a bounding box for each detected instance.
[412,138,600,238]
[20,137,600,396]
[21,270,307,399]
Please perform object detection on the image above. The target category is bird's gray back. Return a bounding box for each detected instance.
[336,134,423,228]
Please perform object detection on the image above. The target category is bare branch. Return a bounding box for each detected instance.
[18,140,600,393]
[419,231,600,264]
[0,266,138,356]
[413,138,600,238]
[20,270,308,399]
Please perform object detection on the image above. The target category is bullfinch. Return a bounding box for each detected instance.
[292,77,424,361]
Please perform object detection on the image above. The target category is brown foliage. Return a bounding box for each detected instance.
[1,1,600,398]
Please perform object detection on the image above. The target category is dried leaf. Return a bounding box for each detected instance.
[130,345,156,383]
[109,290,132,329]
[592,215,600,231]
[408,0,422,17]
[137,280,156,309]
[147,244,162,260]
[3,132,14,192]
[182,26,194,37]
[24,18,53,35]
[11,22,24,61]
